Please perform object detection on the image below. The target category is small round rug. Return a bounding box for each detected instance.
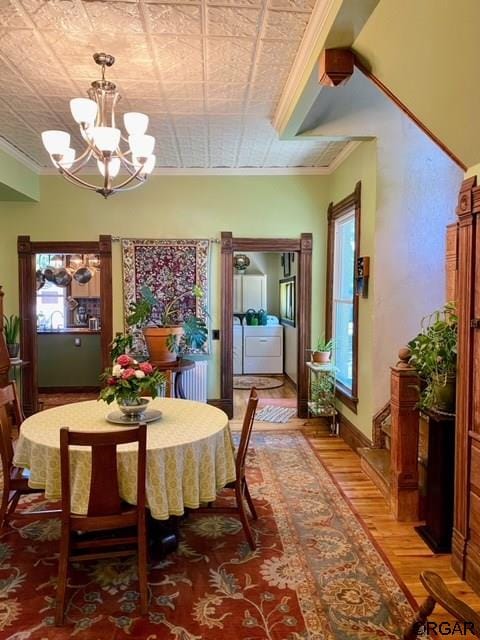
[233,376,284,390]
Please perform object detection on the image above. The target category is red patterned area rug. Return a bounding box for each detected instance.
[1,432,415,639]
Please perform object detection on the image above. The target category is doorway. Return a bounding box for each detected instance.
[232,250,297,418]
[18,235,113,415]
[220,232,312,419]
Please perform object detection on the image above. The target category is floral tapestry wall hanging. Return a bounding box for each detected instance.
[122,239,210,355]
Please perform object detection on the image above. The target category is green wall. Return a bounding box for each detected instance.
[0,174,329,398]
[0,147,39,201]
[327,141,377,435]
[353,0,480,168]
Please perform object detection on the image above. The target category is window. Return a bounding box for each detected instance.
[326,182,360,412]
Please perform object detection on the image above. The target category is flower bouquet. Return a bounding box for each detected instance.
[99,354,167,418]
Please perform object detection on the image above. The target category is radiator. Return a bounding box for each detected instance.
[175,360,208,402]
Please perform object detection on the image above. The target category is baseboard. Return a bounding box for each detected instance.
[284,373,297,389]
[338,412,371,452]
[38,386,100,393]
[207,398,233,418]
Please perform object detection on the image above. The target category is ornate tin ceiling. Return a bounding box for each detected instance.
[0,0,347,169]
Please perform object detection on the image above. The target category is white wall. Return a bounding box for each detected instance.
[305,71,462,433]
[237,251,281,316]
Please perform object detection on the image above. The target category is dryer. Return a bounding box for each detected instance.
[243,324,283,374]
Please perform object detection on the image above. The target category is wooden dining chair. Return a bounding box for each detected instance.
[403,571,480,638]
[55,424,148,626]
[0,382,59,528]
[196,387,259,550]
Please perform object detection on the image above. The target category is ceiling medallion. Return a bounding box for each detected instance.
[41,53,155,199]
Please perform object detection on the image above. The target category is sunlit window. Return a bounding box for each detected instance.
[326,182,360,412]
[332,211,355,391]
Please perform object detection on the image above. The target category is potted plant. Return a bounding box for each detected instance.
[408,303,457,413]
[99,354,167,418]
[126,284,208,364]
[3,314,20,358]
[312,337,334,364]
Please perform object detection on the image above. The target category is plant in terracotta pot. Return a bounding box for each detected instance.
[3,314,20,358]
[126,284,208,364]
[408,302,457,413]
[312,337,334,364]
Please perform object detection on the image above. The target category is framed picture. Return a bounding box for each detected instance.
[282,252,291,277]
[280,276,296,327]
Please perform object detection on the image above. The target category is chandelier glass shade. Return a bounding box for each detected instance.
[41,53,156,199]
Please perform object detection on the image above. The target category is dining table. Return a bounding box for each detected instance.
[13,398,236,530]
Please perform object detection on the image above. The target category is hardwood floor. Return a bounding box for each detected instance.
[233,375,296,419]
[304,428,480,635]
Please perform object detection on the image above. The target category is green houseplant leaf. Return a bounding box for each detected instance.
[3,314,20,344]
[408,303,457,411]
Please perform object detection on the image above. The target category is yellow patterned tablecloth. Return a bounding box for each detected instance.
[13,398,236,519]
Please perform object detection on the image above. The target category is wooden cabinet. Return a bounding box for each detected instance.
[70,271,100,298]
[233,274,266,313]
[452,177,480,593]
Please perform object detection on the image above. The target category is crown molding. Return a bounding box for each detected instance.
[40,166,332,176]
[326,140,361,171]
[273,0,341,137]
[0,137,41,174]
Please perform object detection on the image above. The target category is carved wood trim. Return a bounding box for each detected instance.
[352,54,467,172]
[389,348,420,521]
[325,182,361,412]
[98,235,113,371]
[220,232,234,419]
[319,49,354,87]
[0,285,10,388]
[17,235,113,415]
[220,232,312,419]
[452,177,477,581]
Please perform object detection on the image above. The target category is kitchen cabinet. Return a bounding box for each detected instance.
[37,332,102,388]
[233,274,266,313]
[70,271,100,298]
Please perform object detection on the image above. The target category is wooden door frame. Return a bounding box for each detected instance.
[18,235,113,415]
[220,232,312,419]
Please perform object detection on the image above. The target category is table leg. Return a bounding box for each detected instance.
[148,513,181,559]
[174,371,186,399]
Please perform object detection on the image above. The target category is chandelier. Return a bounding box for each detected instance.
[41,53,155,199]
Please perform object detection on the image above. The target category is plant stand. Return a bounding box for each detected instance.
[415,409,455,553]
[307,361,337,435]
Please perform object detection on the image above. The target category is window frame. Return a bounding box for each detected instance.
[325,182,361,413]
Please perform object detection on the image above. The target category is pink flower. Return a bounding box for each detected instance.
[139,362,153,375]
[121,368,136,380]
[107,377,116,386]
[117,354,132,367]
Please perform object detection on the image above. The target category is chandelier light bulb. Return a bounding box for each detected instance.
[135,154,156,175]
[70,98,98,125]
[97,157,121,178]
[124,112,149,136]
[91,126,121,152]
[41,130,70,156]
[129,134,155,158]
[59,147,76,169]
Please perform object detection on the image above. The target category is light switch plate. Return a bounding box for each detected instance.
[74,337,81,347]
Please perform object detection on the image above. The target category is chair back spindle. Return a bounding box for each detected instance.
[236,388,258,480]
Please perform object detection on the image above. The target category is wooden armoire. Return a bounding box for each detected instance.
[452,177,480,592]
